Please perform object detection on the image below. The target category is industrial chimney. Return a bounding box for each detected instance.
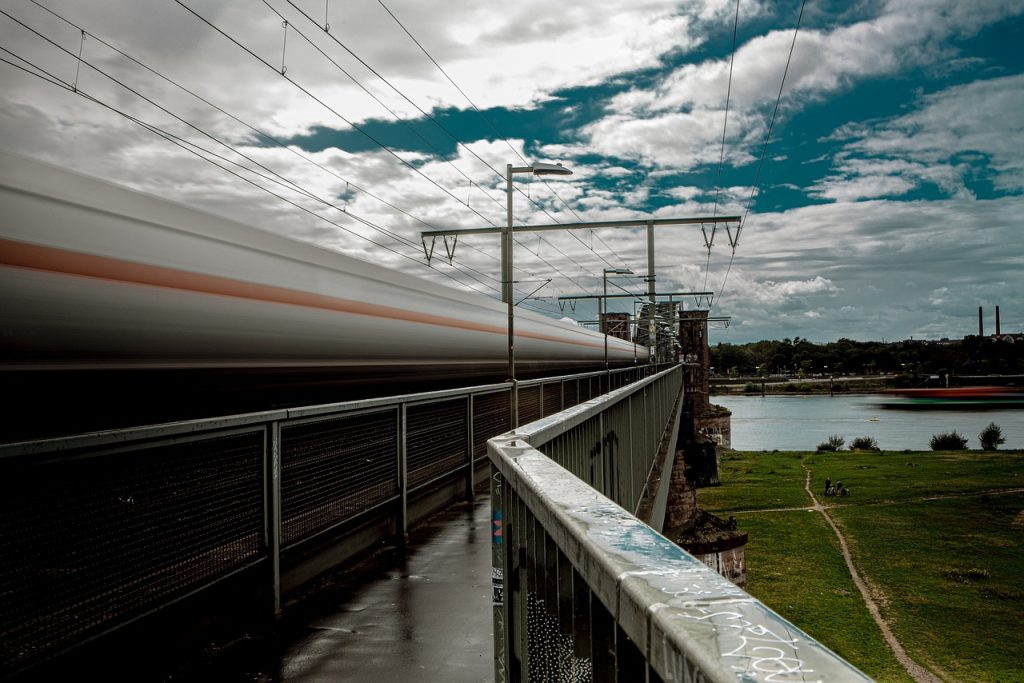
[996,306,1001,337]
[979,306,984,337]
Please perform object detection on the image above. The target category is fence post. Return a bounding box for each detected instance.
[599,412,607,498]
[398,403,408,544]
[466,394,475,500]
[622,395,630,507]
[266,421,282,618]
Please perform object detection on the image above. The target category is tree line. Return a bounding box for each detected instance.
[710,336,1024,378]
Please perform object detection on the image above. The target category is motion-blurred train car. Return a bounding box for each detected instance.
[0,152,646,438]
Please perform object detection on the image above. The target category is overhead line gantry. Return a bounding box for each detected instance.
[421,215,740,355]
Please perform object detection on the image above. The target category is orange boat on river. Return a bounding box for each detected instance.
[880,386,1024,409]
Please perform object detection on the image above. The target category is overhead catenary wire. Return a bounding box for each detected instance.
[4,5,601,316]
[258,0,508,217]
[279,0,626,274]
[174,1,507,231]
[0,10,460,265]
[0,52,567,317]
[176,0,611,297]
[0,46,510,300]
[704,0,741,292]
[376,0,630,274]
[714,0,806,309]
[739,0,806,237]
[174,1,593,296]
[27,0,540,282]
[0,49,557,309]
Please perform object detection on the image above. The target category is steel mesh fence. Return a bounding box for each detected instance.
[280,410,399,546]
[579,378,593,404]
[541,382,562,417]
[563,380,579,409]
[407,399,468,490]
[0,431,264,675]
[518,386,542,426]
[0,366,648,676]
[473,390,510,461]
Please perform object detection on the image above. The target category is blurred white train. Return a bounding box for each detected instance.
[0,152,645,436]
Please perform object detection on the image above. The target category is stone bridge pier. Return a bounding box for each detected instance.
[665,310,747,587]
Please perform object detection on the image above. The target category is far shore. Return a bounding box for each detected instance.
[711,375,894,396]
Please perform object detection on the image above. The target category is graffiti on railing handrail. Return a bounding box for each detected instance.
[683,608,823,683]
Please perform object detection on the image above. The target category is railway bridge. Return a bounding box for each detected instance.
[0,365,869,682]
[1,154,867,680]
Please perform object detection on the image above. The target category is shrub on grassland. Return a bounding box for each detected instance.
[979,422,1005,451]
[850,436,879,451]
[816,435,845,452]
[930,431,968,451]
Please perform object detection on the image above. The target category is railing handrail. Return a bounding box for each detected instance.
[0,364,665,458]
[508,364,679,447]
[488,370,873,683]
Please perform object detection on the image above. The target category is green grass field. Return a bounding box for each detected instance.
[701,449,1024,682]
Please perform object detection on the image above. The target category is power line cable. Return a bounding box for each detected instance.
[5,5,588,313]
[0,40,510,298]
[26,1,490,255]
[174,1,590,294]
[374,0,527,166]
[2,10,460,263]
[277,1,537,207]
[738,0,805,238]
[704,0,740,292]
[0,44,65,88]
[26,0,535,283]
[175,1,506,232]
[23,3,574,302]
[711,0,741,221]
[259,0,507,216]
[373,0,633,272]
[714,0,806,309]
[265,4,597,291]
[279,0,624,274]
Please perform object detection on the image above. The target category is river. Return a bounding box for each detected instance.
[713,394,1024,451]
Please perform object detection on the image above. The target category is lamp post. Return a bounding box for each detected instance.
[602,268,633,379]
[506,162,572,428]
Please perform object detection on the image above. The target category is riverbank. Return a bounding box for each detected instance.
[700,449,1024,682]
[711,375,894,395]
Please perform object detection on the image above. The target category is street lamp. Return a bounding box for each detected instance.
[602,268,633,378]
[506,162,572,428]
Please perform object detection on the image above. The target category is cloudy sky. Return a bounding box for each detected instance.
[2,0,1022,344]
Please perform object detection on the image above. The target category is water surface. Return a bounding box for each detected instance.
[714,394,1024,451]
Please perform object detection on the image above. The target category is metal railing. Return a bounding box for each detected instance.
[0,363,665,677]
[489,365,872,682]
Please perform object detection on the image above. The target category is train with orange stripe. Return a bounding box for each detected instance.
[0,152,647,438]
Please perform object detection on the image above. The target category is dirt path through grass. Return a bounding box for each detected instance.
[802,469,943,683]
[729,486,1024,515]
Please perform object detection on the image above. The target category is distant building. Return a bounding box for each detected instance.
[599,312,630,341]
[975,305,1021,342]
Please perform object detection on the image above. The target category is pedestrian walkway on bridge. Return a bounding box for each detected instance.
[273,496,492,682]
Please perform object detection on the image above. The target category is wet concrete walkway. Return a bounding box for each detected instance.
[277,496,493,682]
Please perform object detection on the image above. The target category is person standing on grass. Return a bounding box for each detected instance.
[825,477,831,495]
